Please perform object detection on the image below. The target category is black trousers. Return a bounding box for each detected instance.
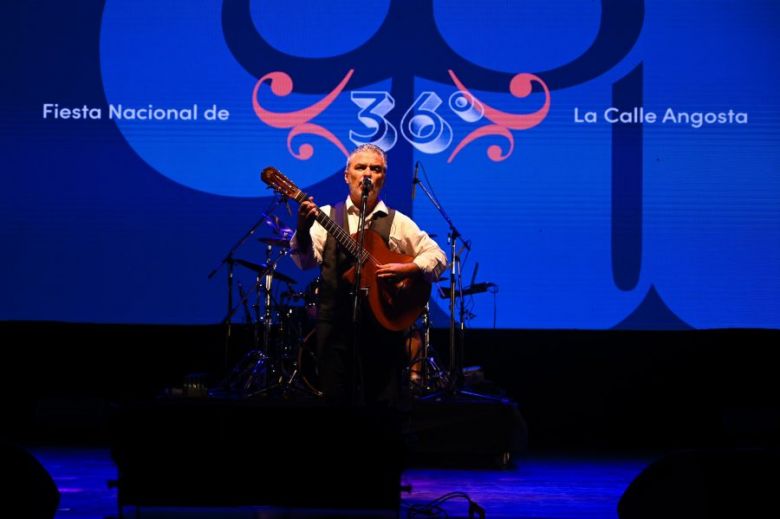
[316,310,406,405]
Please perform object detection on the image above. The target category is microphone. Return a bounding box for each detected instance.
[411,161,419,200]
[362,176,373,195]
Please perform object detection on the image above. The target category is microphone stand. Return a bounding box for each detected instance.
[413,174,502,402]
[412,177,468,392]
[350,177,373,406]
[208,195,285,373]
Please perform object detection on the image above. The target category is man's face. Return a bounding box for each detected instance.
[345,150,386,207]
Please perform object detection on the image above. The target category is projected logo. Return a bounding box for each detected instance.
[251,69,549,163]
[100,0,568,198]
[100,0,688,329]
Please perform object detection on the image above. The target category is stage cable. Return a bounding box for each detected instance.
[404,491,485,518]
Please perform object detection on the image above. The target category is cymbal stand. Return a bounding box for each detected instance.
[213,262,275,396]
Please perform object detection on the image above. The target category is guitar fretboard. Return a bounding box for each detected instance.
[293,190,370,264]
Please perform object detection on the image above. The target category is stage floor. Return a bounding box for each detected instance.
[28,445,651,519]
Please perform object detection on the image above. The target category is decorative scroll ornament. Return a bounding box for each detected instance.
[447,70,550,163]
[252,69,354,159]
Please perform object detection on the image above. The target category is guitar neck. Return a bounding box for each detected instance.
[293,191,368,263]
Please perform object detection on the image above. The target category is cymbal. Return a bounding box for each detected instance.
[257,237,291,248]
[263,214,294,239]
[279,226,294,239]
[232,258,267,273]
[231,258,297,284]
[438,282,495,298]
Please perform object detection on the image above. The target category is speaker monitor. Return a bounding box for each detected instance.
[618,449,780,519]
[0,442,60,519]
[111,400,403,511]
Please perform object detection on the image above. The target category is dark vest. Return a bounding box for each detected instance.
[318,201,395,322]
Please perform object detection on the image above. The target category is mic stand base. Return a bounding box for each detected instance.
[407,348,450,398]
[417,385,509,404]
[417,344,508,404]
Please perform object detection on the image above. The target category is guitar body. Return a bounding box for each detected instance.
[342,230,431,332]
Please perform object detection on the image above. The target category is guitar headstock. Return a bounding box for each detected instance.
[261,166,300,199]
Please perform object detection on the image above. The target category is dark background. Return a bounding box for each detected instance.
[3,322,778,452]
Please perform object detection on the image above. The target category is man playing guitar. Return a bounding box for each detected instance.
[289,144,447,405]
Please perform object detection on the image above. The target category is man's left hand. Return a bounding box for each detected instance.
[375,262,420,279]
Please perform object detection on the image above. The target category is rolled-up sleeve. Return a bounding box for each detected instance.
[290,204,331,270]
[389,212,448,282]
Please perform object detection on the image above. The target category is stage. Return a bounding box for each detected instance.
[23,445,651,519]
[2,322,779,517]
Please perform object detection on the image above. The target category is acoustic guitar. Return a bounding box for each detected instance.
[261,166,430,331]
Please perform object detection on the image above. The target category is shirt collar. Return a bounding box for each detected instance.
[345,196,388,219]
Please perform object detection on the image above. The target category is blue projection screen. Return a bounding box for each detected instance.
[1,0,778,329]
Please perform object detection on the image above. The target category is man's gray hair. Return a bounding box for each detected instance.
[345,144,388,172]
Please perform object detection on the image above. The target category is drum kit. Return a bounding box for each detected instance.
[214,229,323,398]
[209,195,491,400]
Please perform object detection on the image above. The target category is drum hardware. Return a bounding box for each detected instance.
[257,237,292,249]
[208,194,292,374]
[232,258,298,285]
[230,239,306,398]
[288,329,323,397]
[262,213,294,241]
[215,258,278,395]
[405,303,450,396]
[217,265,321,399]
[281,277,321,395]
[280,289,307,303]
[437,281,496,299]
[208,195,320,399]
